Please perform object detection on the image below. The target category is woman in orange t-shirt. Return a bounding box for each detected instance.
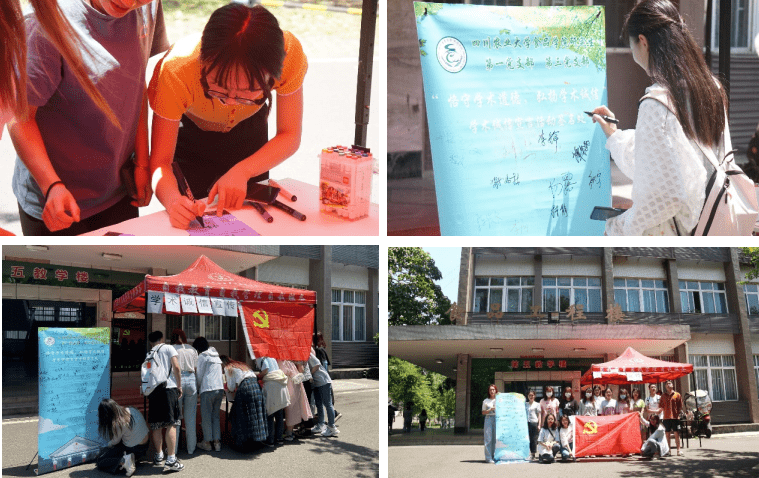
[148,3,307,229]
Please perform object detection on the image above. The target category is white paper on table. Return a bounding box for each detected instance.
[181,294,198,313]
[164,293,181,314]
[224,299,238,317]
[147,291,164,314]
[211,298,225,315]
[196,296,213,314]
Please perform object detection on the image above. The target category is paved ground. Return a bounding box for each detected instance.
[0,4,380,234]
[1,379,379,477]
[388,431,759,478]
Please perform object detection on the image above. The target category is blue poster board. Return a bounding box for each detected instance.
[415,3,610,235]
[494,393,530,463]
[37,328,110,475]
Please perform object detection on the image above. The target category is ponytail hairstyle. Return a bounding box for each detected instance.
[1,0,119,125]
[624,0,726,147]
[200,3,285,119]
[220,354,252,372]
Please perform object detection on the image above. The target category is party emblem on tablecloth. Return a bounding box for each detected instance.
[583,421,598,435]
[251,310,270,329]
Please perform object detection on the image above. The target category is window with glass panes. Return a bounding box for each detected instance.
[542,277,602,312]
[711,0,753,50]
[182,316,236,342]
[613,279,669,312]
[473,277,534,313]
[5,330,27,340]
[58,307,80,322]
[689,355,738,401]
[679,281,728,313]
[331,289,366,342]
[744,284,759,315]
[33,306,56,321]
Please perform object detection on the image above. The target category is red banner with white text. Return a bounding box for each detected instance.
[574,414,642,457]
[240,302,314,362]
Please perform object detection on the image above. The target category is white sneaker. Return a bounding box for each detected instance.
[311,424,326,435]
[213,441,221,452]
[122,453,136,477]
[322,425,340,437]
[197,441,212,452]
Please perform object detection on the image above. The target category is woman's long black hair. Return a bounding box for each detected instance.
[625,0,727,147]
[200,3,285,118]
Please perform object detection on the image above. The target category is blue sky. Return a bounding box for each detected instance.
[421,247,462,302]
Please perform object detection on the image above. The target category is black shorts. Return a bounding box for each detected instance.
[148,384,182,430]
[663,419,680,432]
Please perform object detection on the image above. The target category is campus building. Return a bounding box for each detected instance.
[2,245,378,416]
[388,247,759,432]
[388,0,759,234]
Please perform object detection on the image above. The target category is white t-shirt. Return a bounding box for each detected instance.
[601,399,618,415]
[482,398,495,416]
[225,366,256,393]
[540,398,559,419]
[526,401,541,423]
[559,426,573,448]
[151,343,179,389]
[646,395,663,419]
[173,343,198,373]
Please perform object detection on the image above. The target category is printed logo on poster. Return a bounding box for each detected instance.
[44,336,55,346]
[436,37,466,73]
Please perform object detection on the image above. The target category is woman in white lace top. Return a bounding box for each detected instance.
[591,0,729,235]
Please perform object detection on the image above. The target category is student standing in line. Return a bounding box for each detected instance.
[192,337,224,452]
[256,355,289,446]
[145,330,184,473]
[278,359,312,441]
[616,387,632,414]
[632,388,647,442]
[660,380,684,456]
[600,387,618,416]
[646,383,664,421]
[220,355,268,450]
[171,329,198,455]
[579,387,598,416]
[308,349,339,437]
[559,386,579,418]
[482,384,497,463]
[592,385,605,414]
[9,0,168,235]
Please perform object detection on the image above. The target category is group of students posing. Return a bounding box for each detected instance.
[483,379,685,464]
[1,0,305,235]
[96,329,338,476]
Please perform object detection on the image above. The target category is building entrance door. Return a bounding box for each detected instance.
[495,371,582,402]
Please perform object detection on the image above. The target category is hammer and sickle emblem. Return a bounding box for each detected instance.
[252,310,270,329]
[582,421,598,435]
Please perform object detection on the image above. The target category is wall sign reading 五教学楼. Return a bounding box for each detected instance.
[415,3,611,235]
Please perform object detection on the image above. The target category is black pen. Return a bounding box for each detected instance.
[584,111,619,124]
[271,199,306,221]
[171,162,205,228]
[250,201,273,223]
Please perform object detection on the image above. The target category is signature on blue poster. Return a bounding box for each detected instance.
[37,328,110,475]
[494,393,530,463]
[415,3,610,235]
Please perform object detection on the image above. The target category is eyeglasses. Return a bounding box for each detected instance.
[207,90,267,106]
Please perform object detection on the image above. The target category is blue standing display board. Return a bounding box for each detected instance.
[494,393,530,463]
[415,3,610,235]
[37,328,110,475]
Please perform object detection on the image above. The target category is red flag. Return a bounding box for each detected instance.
[574,414,642,457]
[240,302,314,361]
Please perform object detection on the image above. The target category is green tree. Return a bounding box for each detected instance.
[389,247,451,326]
[388,356,456,421]
[743,247,759,281]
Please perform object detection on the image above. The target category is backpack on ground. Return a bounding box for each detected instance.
[141,344,167,396]
[640,91,758,235]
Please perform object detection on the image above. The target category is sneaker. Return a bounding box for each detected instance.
[123,453,136,477]
[197,441,212,452]
[322,425,340,437]
[311,424,326,435]
[163,459,184,473]
[334,411,343,422]
[264,441,276,448]
[213,441,221,452]
[284,434,294,442]
[153,453,165,465]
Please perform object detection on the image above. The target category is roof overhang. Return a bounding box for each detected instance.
[389,324,691,379]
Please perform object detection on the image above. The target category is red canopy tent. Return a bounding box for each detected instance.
[113,255,316,361]
[580,346,693,385]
